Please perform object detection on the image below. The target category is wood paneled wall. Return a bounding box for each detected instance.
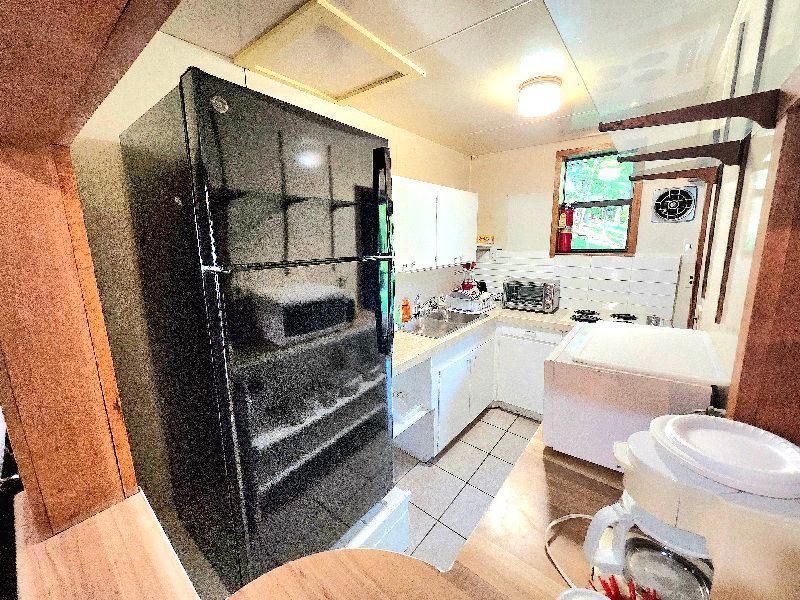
[0,0,179,538]
[0,145,135,535]
[729,88,800,445]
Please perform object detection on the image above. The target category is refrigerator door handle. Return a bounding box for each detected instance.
[373,148,394,355]
[373,147,392,257]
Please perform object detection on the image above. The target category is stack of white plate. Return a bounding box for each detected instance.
[649,414,800,499]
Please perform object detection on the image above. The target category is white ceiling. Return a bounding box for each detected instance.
[161,0,741,155]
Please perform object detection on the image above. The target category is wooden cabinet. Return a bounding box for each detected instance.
[392,176,477,272]
[495,326,561,417]
[392,176,437,272]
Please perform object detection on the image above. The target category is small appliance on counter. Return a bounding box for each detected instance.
[502,277,560,313]
[583,414,800,600]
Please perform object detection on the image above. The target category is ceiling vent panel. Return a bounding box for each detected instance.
[234,0,425,103]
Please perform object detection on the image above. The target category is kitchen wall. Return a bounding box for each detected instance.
[469,135,704,324]
[469,134,703,256]
[395,268,464,312]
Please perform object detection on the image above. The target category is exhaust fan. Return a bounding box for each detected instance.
[651,186,697,223]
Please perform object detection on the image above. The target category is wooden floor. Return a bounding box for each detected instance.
[232,430,623,599]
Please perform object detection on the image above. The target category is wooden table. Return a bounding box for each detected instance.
[232,430,622,599]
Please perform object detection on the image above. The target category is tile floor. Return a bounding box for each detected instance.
[394,408,540,571]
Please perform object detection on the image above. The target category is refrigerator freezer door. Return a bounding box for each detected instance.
[212,260,392,574]
[180,69,390,267]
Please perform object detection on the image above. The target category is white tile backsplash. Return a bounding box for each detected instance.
[474,251,682,321]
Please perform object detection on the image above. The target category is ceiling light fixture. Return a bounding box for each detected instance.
[517,75,562,117]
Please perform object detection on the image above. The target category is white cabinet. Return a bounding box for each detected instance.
[469,339,495,421]
[392,176,437,271]
[435,186,478,267]
[392,176,477,271]
[495,327,560,416]
[434,337,496,452]
[435,353,472,451]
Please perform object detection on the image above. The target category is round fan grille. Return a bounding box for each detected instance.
[653,188,695,221]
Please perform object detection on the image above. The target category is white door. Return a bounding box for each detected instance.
[392,176,437,271]
[469,340,495,420]
[436,353,472,452]
[495,332,555,415]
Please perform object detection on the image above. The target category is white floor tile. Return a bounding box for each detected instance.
[459,421,504,453]
[435,441,488,481]
[468,455,514,496]
[396,463,465,519]
[411,523,465,571]
[393,447,419,483]
[491,431,529,465]
[480,408,517,430]
[406,504,435,553]
[440,484,493,538]
[508,416,540,439]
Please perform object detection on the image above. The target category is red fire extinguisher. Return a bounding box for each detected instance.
[557,204,574,252]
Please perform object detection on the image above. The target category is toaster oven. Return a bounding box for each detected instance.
[502,278,560,313]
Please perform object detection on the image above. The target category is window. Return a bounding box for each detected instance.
[550,147,641,255]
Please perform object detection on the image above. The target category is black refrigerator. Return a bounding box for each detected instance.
[119,68,394,591]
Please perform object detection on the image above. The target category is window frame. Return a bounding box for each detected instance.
[548,145,641,257]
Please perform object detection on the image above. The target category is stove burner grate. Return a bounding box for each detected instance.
[610,313,637,322]
[571,313,602,323]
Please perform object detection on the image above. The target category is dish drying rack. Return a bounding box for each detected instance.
[445,291,494,314]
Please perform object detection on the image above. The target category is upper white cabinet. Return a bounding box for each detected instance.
[435,186,478,267]
[392,176,477,272]
[392,176,437,271]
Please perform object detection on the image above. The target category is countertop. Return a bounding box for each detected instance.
[15,490,199,600]
[231,429,623,599]
[393,307,577,375]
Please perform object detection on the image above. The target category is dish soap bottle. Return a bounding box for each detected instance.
[400,297,412,323]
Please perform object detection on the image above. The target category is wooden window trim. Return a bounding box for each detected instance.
[549,143,640,257]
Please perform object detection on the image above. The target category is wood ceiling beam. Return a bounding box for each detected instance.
[630,165,720,183]
[715,134,752,323]
[599,89,781,132]
[619,139,747,166]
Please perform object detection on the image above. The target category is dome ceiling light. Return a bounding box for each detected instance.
[517,75,562,117]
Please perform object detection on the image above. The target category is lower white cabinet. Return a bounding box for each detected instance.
[495,327,559,416]
[469,339,495,420]
[427,323,562,453]
[435,353,472,451]
[434,338,496,452]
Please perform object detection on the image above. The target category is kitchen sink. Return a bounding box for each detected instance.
[407,310,488,339]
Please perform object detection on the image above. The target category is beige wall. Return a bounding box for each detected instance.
[469,134,702,257]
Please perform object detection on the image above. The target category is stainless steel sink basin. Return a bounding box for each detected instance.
[407,310,488,338]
